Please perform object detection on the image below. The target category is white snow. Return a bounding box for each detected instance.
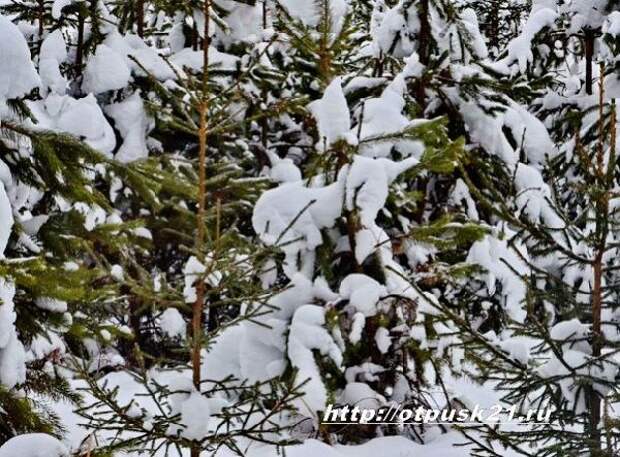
[170,48,239,73]
[0,279,26,388]
[308,77,355,150]
[467,229,530,323]
[179,391,212,440]
[0,434,69,457]
[39,30,68,95]
[288,305,342,414]
[349,312,365,344]
[103,31,175,81]
[374,327,391,354]
[340,382,385,410]
[252,179,344,278]
[183,256,206,303]
[549,318,589,341]
[82,44,132,94]
[106,91,153,163]
[35,297,68,313]
[0,14,40,111]
[278,0,348,34]
[28,94,116,157]
[160,308,186,339]
[345,155,418,227]
[514,163,564,228]
[339,274,386,317]
[499,7,558,73]
[110,264,124,281]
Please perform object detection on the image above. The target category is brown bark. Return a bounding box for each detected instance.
[190,2,210,456]
[136,0,145,37]
[588,64,610,457]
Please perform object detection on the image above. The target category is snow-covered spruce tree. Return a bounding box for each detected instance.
[434,4,620,456]
[196,0,498,446]
[64,2,314,456]
[0,8,178,442]
[450,82,620,457]
[353,0,620,450]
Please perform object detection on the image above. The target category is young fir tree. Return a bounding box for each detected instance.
[0,8,172,443]
[66,2,309,456]
[435,2,620,456]
[196,0,498,447]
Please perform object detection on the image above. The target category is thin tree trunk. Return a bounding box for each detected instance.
[588,64,610,457]
[76,9,85,76]
[590,249,603,456]
[136,0,145,37]
[190,1,210,457]
[192,22,199,51]
[584,30,595,95]
[38,0,45,43]
[416,0,431,109]
[90,0,99,43]
[490,0,500,52]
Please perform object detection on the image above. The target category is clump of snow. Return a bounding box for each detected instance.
[72,202,107,231]
[213,0,263,44]
[288,305,343,414]
[349,312,365,344]
[103,31,175,81]
[170,47,239,73]
[203,275,342,415]
[268,157,302,183]
[39,30,68,95]
[253,155,418,278]
[467,228,530,323]
[514,163,564,228]
[356,54,425,158]
[308,77,356,150]
[345,155,418,227]
[0,279,26,388]
[183,256,206,303]
[374,327,391,354]
[339,274,387,317]
[160,308,186,339]
[179,391,212,440]
[35,297,68,313]
[549,318,589,341]
[110,264,124,281]
[27,331,66,362]
[28,94,116,157]
[279,0,348,34]
[604,11,620,37]
[166,376,229,440]
[252,178,344,278]
[82,44,131,94]
[339,382,385,410]
[372,3,419,58]
[499,7,559,74]
[0,14,40,113]
[0,433,69,457]
[106,91,153,163]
